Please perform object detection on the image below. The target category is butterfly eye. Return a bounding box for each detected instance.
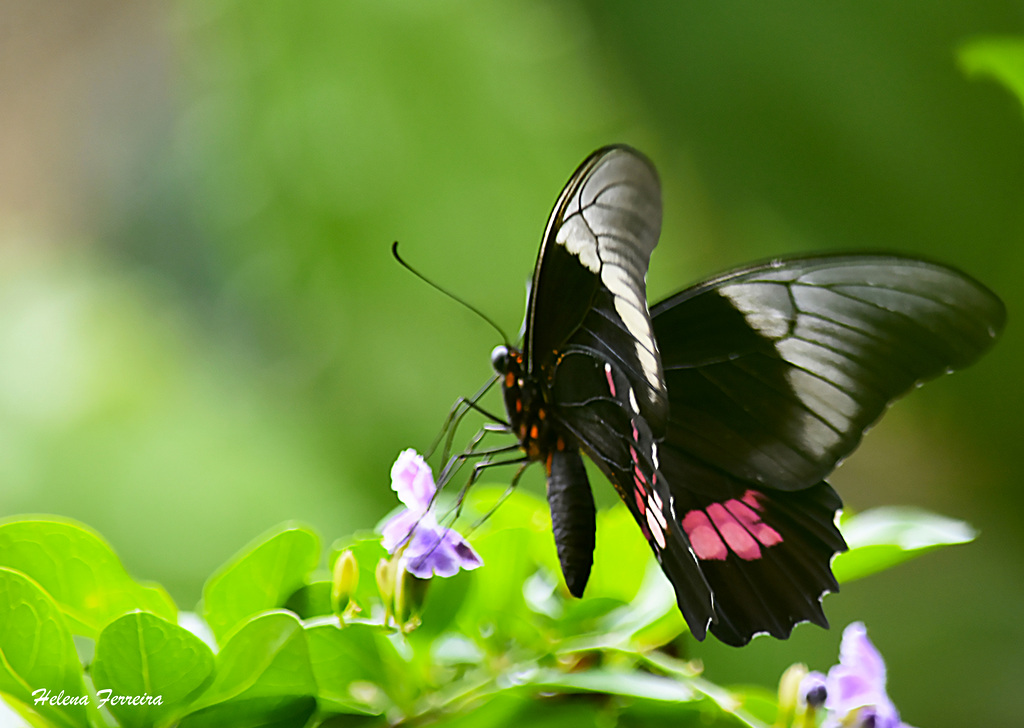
[490,345,510,373]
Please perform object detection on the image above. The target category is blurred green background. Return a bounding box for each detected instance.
[1,1,1021,725]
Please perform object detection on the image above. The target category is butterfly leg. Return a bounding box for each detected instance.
[426,456,533,562]
[462,459,532,533]
[435,430,519,492]
[425,374,505,462]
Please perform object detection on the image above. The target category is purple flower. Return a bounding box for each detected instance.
[802,622,915,728]
[381,449,483,578]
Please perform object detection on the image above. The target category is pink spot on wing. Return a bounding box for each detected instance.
[604,363,616,397]
[707,503,761,561]
[634,488,646,515]
[682,510,727,560]
[742,489,764,510]
[726,498,783,548]
[634,464,647,485]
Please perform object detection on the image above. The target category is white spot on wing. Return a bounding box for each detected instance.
[646,508,667,549]
[721,282,791,339]
[604,266,664,396]
[634,343,661,395]
[555,217,600,273]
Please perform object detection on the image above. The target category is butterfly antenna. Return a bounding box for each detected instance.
[392,242,510,347]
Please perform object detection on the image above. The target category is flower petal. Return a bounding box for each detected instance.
[838,622,887,689]
[822,623,905,728]
[381,508,422,553]
[402,523,483,578]
[390,449,436,513]
[826,666,882,713]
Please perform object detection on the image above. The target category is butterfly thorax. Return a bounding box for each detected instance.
[491,344,569,468]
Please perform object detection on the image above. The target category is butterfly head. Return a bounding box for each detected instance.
[491,343,526,419]
[490,345,511,375]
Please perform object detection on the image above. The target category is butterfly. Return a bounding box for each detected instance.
[482,145,1005,646]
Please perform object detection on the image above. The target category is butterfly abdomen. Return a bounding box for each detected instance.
[546,449,596,598]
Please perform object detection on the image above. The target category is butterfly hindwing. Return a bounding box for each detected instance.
[547,348,715,639]
[655,446,846,645]
[550,347,846,646]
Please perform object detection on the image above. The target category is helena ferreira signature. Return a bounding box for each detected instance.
[31,688,163,709]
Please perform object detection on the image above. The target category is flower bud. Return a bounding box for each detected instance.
[376,556,397,614]
[331,549,359,615]
[394,566,429,630]
[776,663,808,727]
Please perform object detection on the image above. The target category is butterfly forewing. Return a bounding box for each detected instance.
[651,257,1006,491]
[525,146,668,432]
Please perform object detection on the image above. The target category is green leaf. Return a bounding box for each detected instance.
[460,486,562,630]
[527,667,696,702]
[283,580,333,619]
[0,567,89,728]
[0,517,177,638]
[588,563,686,650]
[459,525,548,649]
[201,522,320,644]
[305,621,409,716]
[959,37,1024,110]
[585,504,653,603]
[436,692,604,728]
[180,610,317,727]
[91,610,215,727]
[833,507,976,583]
[411,567,474,639]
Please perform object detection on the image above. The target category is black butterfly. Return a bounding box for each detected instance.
[484,145,1005,646]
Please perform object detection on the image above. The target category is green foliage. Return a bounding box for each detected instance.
[959,38,1024,112]
[92,612,214,727]
[0,491,974,727]
[200,524,320,644]
[0,518,176,638]
[0,568,89,728]
[832,507,977,583]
